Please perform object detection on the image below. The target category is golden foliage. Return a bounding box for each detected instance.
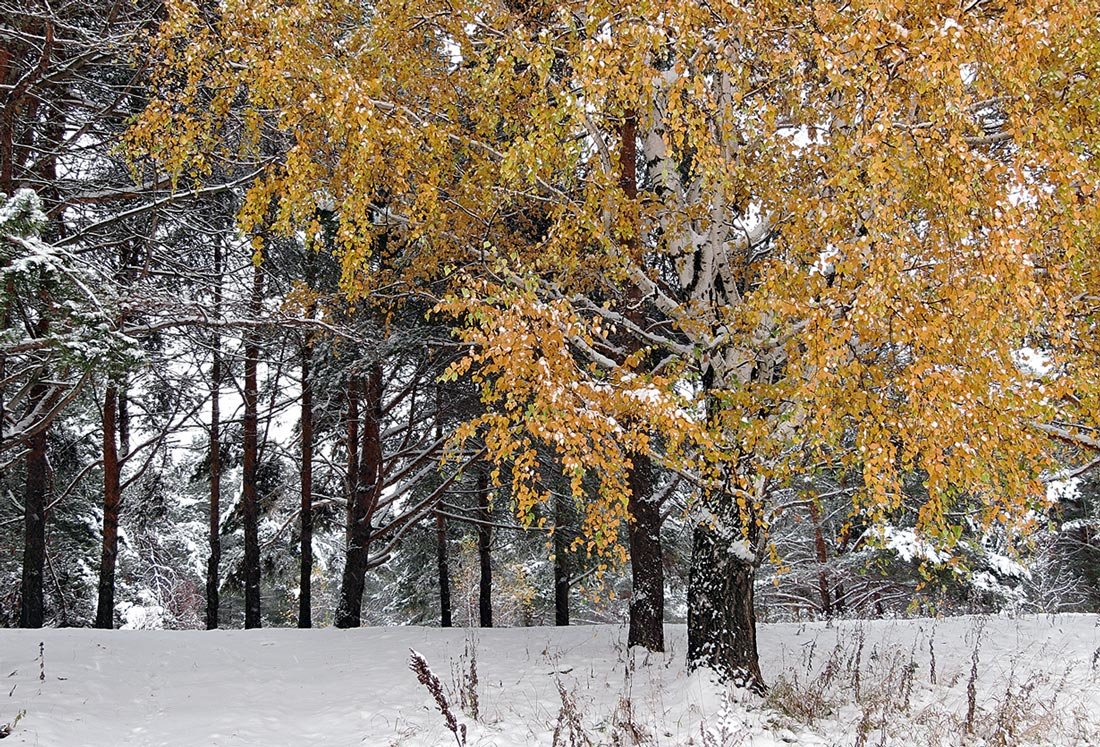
[437,276,703,558]
[130,0,1100,552]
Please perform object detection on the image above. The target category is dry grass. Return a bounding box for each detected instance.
[417,619,1099,746]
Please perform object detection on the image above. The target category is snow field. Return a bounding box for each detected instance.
[1,615,1098,746]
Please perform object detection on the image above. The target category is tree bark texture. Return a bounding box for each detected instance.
[809,500,833,616]
[117,386,129,458]
[553,491,570,627]
[435,511,452,628]
[687,519,764,691]
[333,376,359,628]
[619,109,666,651]
[297,337,314,628]
[687,378,765,690]
[434,384,452,627]
[335,363,383,628]
[627,454,665,650]
[477,462,493,628]
[11,42,57,626]
[241,257,263,629]
[18,387,49,628]
[94,383,121,629]
[206,238,223,630]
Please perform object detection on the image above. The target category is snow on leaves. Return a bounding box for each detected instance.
[129,0,1100,563]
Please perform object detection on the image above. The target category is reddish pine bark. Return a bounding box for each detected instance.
[94,383,121,629]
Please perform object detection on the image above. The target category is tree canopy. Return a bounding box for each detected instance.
[112,0,1100,681]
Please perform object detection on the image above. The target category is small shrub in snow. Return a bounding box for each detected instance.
[552,675,592,747]
[608,652,654,746]
[450,637,480,721]
[408,648,466,747]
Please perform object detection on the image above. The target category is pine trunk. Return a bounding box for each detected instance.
[206,238,223,630]
[334,375,359,628]
[206,358,221,628]
[19,389,48,629]
[809,501,832,616]
[242,257,263,629]
[435,511,451,628]
[434,385,451,628]
[94,383,121,629]
[335,363,383,628]
[553,491,569,627]
[298,338,314,628]
[619,109,666,651]
[834,520,851,614]
[117,387,129,458]
[477,462,492,628]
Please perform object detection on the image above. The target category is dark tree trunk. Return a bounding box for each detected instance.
[618,109,666,651]
[809,501,832,616]
[297,337,314,628]
[94,227,136,630]
[0,276,11,492]
[687,518,764,691]
[345,376,360,518]
[335,363,383,628]
[833,506,852,614]
[434,384,451,627]
[18,388,49,629]
[553,491,570,626]
[117,386,129,458]
[206,239,223,630]
[477,462,492,628]
[435,511,452,628]
[0,26,24,195]
[627,454,664,650]
[336,375,360,625]
[12,61,56,627]
[618,110,639,246]
[94,383,121,629]
[687,376,765,691]
[333,376,359,627]
[241,256,263,629]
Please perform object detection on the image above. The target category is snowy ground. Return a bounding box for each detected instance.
[1,615,1098,746]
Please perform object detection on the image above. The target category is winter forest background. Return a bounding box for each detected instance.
[3,1,1100,741]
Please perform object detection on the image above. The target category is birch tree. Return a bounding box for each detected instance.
[131,0,1100,685]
